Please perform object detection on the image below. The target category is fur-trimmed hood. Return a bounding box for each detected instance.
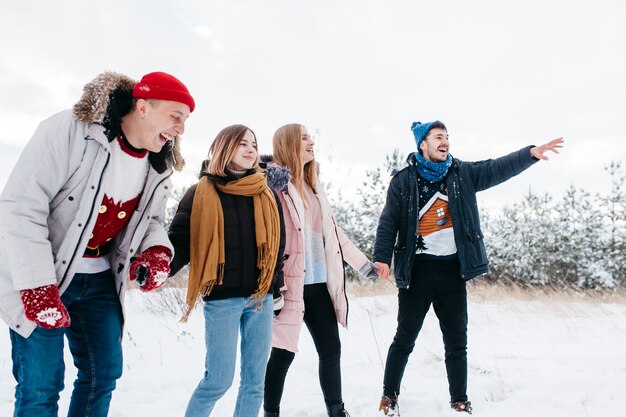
[260,155,291,191]
[72,71,185,173]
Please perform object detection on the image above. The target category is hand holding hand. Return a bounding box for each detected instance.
[374,262,390,279]
[358,261,381,280]
[20,284,71,329]
[530,137,564,161]
[129,246,172,292]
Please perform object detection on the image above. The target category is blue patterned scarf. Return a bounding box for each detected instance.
[414,151,453,182]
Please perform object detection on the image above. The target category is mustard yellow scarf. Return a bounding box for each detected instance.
[183,172,280,321]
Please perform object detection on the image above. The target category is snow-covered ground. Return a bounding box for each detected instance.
[1,284,625,417]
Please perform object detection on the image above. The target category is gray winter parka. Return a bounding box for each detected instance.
[374,146,538,288]
[0,72,182,338]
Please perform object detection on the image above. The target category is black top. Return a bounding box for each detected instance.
[168,171,286,300]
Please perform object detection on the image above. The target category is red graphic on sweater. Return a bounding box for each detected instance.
[84,194,141,257]
[83,135,148,258]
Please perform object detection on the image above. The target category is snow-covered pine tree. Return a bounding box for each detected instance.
[600,161,626,285]
[485,190,559,285]
[165,184,189,228]
[333,149,404,260]
[485,161,625,289]
[554,185,606,287]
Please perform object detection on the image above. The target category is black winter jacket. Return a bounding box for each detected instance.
[374,146,538,288]
[168,171,286,300]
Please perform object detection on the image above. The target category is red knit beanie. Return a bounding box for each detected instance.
[132,72,195,112]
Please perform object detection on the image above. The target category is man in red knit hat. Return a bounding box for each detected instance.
[0,71,195,417]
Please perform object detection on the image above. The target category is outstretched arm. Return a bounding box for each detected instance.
[530,137,564,161]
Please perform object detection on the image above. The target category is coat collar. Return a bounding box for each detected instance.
[259,155,292,191]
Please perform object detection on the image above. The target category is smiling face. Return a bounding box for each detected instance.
[132,99,190,152]
[300,126,315,164]
[420,127,450,162]
[227,129,258,171]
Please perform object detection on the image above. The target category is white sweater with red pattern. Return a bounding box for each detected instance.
[76,135,149,273]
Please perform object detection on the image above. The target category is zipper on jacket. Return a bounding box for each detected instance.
[59,148,111,288]
[447,170,469,279]
[413,173,420,246]
[404,169,420,290]
[284,190,302,226]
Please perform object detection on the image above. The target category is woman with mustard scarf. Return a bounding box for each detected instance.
[168,124,286,417]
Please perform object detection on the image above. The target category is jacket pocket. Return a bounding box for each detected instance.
[283,274,304,302]
[465,229,484,242]
[283,252,304,278]
[49,176,89,212]
[393,247,413,287]
[274,298,304,325]
[464,234,488,268]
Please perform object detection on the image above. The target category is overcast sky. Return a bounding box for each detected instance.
[1,0,625,210]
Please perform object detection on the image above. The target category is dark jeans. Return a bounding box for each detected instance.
[10,270,124,417]
[264,282,342,412]
[383,257,468,402]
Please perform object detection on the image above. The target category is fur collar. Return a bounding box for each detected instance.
[72,71,185,173]
[260,155,291,191]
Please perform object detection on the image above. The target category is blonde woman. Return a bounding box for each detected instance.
[263,124,380,417]
[168,124,286,417]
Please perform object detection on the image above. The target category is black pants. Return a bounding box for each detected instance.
[264,283,342,412]
[383,257,468,402]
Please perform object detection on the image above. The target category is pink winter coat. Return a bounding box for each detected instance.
[272,178,368,353]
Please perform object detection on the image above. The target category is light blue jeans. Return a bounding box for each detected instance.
[185,294,273,417]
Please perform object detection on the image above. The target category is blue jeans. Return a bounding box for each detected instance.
[10,270,123,417]
[185,294,273,417]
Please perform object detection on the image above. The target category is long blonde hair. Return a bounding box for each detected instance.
[272,123,316,197]
[205,124,259,177]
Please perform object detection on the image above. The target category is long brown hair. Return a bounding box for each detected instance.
[272,123,316,197]
[205,124,258,177]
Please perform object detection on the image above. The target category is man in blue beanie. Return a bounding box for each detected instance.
[373,121,563,415]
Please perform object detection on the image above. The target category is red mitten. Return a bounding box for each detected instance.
[20,284,71,329]
[129,246,171,292]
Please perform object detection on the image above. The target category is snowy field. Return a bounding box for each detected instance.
[1,283,625,417]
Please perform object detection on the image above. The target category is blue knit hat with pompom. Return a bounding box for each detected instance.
[411,121,441,150]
